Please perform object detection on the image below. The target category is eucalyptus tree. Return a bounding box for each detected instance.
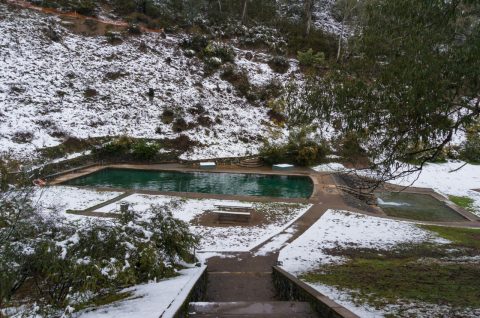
[310,0,480,181]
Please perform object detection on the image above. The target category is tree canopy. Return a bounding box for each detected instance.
[310,0,480,180]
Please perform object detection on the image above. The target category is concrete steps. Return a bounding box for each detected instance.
[237,158,264,168]
[188,301,317,317]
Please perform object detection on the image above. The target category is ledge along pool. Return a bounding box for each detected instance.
[376,192,466,222]
[63,168,314,198]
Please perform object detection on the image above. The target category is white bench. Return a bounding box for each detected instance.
[200,162,216,169]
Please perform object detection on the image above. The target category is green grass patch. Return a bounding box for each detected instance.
[421,224,480,250]
[449,195,476,212]
[301,258,480,309]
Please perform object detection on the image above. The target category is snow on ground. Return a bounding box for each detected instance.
[278,209,451,317]
[77,266,206,318]
[193,202,311,252]
[40,188,311,252]
[253,226,296,256]
[0,3,295,161]
[311,162,348,173]
[32,186,122,220]
[279,209,447,274]
[386,161,480,217]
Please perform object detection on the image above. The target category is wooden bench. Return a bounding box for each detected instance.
[211,210,252,223]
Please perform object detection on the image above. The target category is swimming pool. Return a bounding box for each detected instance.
[376,192,466,222]
[63,168,314,198]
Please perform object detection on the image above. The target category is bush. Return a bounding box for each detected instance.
[127,23,142,35]
[161,109,175,124]
[181,34,209,53]
[268,56,290,73]
[0,193,198,314]
[131,140,160,160]
[172,118,190,132]
[297,48,325,67]
[461,131,480,163]
[260,129,329,166]
[221,65,252,99]
[203,42,236,63]
[12,130,34,143]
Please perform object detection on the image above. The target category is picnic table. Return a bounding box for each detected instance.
[211,204,254,223]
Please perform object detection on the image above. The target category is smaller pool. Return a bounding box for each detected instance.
[376,192,466,222]
[63,168,314,198]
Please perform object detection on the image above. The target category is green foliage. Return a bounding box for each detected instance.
[260,128,329,166]
[268,56,290,73]
[461,130,480,163]
[337,132,367,160]
[308,0,480,178]
[220,65,253,99]
[297,48,325,67]
[203,42,236,63]
[181,34,210,53]
[131,140,160,160]
[0,194,198,313]
[92,137,161,161]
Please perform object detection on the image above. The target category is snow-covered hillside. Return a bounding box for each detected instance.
[0,3,300,161]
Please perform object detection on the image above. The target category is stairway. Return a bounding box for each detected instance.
[188,301,317,317]
[237,157,264,168]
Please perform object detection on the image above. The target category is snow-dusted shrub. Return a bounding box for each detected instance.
[260,129,329,166]
[268,55,290,73]
[11,130,34,144]
[131,140,160,160]
[172,117,190,132]
[0,191,198,313]
[203,42,236,63]
[181,34,209,53]
[220,64,252,99]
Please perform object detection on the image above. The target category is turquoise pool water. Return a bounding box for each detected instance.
[63,168,314,198]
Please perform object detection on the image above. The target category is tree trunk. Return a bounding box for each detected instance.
[304,0,313,36]
[218,0,222,13]
[242,0,248,25]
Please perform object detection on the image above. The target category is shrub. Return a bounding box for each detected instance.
[203,42,236,63]
[105,31,123,44]
[297,48,325,67]
[172,118,189,132]
[74,0,96,16]
[221,65,252,98]
[84,87,97,98]
[181,34,209,53]
[12,130,34,143]
[92,136,133,157]
[461,131,480,163]
[0,193,198,314]
[161,109,175,124]
[127,23,142,35]
[268,56,290,73]
[260,129,329,166]
[131,140,160,160]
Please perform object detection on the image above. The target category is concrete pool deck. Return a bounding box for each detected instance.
[45,161,480,316]
[49,162,480,226]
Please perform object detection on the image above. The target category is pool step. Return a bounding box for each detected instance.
[188,301,317,317]
[238,157,264,168]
